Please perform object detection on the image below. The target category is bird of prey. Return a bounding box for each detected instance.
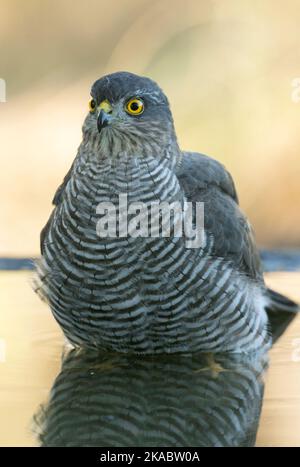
[35,71,299,354]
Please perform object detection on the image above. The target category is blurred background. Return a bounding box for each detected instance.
[1,0,300,257]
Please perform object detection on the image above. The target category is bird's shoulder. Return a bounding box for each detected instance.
[52,160,75,206]
[176,151,238,203]
[176,151,263,281]
[40,160,75,254]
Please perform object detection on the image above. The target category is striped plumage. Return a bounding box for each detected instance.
[34,350,267,447]
[35,71,298,354]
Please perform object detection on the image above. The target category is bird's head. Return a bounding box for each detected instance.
[83,72,178,157]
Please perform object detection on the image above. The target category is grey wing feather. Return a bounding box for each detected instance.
[40,161,74,254]
[40,209,55,255]
[52,161,74,205]
[176,151,263,281]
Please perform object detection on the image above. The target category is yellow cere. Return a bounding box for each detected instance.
[88,98,112,114]
[98,99,113,114]
[126,97,144,115]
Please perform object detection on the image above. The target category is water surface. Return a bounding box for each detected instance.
[0,267,299,446]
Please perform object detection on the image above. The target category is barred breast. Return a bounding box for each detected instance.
[36,143,270,354]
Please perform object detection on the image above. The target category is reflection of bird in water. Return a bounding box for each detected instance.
[35,351,266,447]
[33,309,295,447]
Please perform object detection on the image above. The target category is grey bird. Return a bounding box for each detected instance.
[36,71,299,354]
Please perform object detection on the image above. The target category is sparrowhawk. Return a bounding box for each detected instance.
[35,71,299,354]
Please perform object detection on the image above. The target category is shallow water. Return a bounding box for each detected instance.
[0,268,299,446]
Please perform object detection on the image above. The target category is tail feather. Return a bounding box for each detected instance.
[266,288,299,344]
[266,288,299,313]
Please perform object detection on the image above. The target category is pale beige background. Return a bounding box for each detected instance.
[1,0,300,256]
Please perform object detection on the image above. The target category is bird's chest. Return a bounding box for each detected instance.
[51,155,190,285]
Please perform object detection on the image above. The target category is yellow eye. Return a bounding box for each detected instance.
[125,98,144,115]
[88,98,96,112]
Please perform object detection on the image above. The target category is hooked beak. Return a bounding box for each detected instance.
[97,109,112,133]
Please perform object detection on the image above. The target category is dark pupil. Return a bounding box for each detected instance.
[91,100,96,108]
[130,102,139,111]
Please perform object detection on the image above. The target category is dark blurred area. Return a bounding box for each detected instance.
[34,350,267,447]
